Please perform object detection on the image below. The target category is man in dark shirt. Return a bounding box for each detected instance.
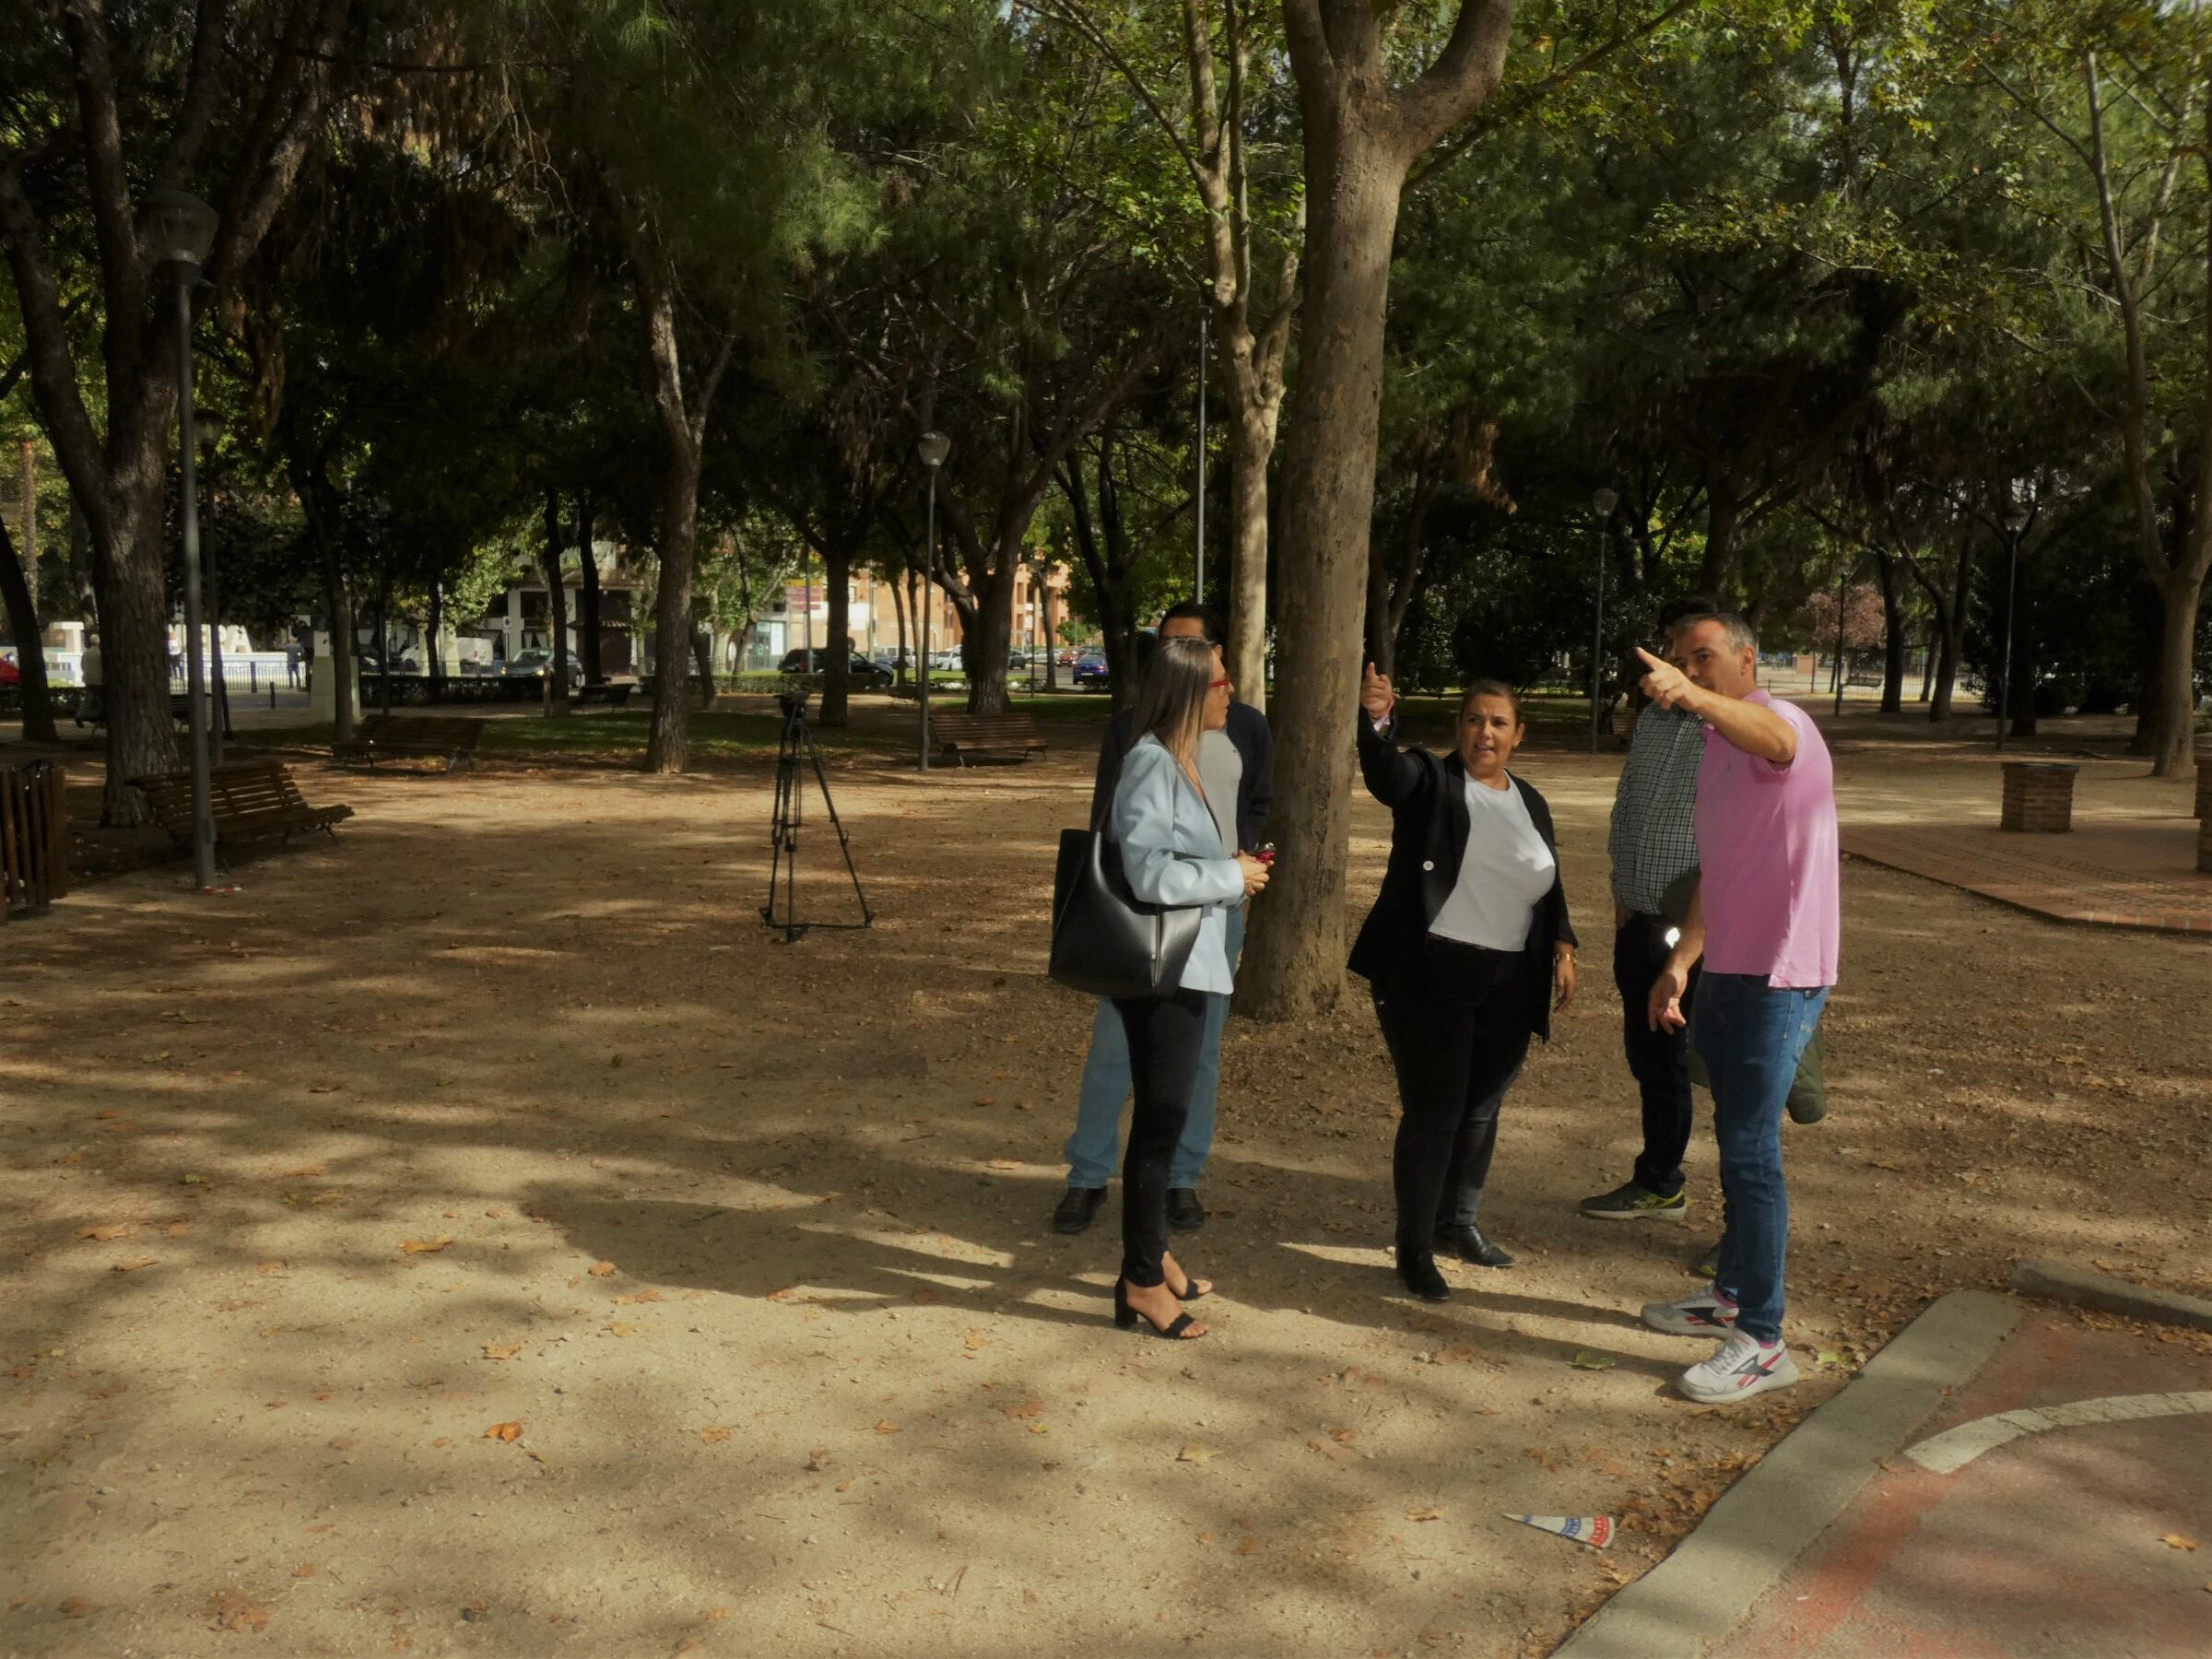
[1050,602,1274,1236]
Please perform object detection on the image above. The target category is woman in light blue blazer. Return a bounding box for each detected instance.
[1106,636,1271,1339]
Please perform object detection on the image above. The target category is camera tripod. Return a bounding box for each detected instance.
[762,690,874,943]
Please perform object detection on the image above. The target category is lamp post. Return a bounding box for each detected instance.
[1995,499,2029,753]
[1831,557,1849,720]
[1027,556,1048,696]
[142,188,219,890]
[1589,487,1618,752]
[916,430,950,771]
[197,410,229,759]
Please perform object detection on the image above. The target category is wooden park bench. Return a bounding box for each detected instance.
[928,711,1049,767]
[332,713,486,771]
[131,759,354,865]
[572,681,634,708]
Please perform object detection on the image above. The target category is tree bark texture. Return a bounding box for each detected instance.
[575,491,604,685]
[819,541,853,726]
[1241,0,1513,1020]
[1875,550,1906,714]
[0,513,58,743]
[1236,113,1410,1019]
[541,489,571,709]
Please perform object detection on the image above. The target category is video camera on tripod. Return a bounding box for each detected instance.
[762,686,873,942]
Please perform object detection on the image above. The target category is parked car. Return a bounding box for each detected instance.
[776,648,893,686]
[1073,653,1110,691]
[503,648,559,678]
[0,655,20,688]
[1006,650,1030,670]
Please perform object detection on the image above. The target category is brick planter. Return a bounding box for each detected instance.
[2001,761,2079,833]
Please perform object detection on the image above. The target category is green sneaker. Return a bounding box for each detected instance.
[1690,1237,1721,1278]
[1578,1181,1688,1223]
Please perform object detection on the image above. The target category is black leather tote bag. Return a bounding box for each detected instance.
[1048,828,1204,1000]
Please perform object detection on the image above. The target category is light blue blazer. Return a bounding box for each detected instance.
[1110,735,1245,994]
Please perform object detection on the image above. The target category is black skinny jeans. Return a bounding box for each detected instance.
[1612,912,1700,1197]
[1373,936,1534,1256]
[1111,988,1209,1287]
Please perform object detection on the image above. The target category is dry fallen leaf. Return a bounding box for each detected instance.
[1002,1398,1044,1419]
[1408,1505,1445,1522]
[587,1261,618,1278]
[613,1289,665,1305]
[206,1592,271,1633]
[481,1343,525,1361]
[59,1597,94,1618]
[1329,1428,1359,1445]
[76,1224,133,1241]
[910,1287,943,1305]
[400,1237,453,1255]
[2161,1534,2200,1551]
[110,1256,159,1274]
[605,1322,638,1338]
[1235,1535,1260,1556]
[875,1419,900,1435]
[700,1426,733,1445]
[484,1421,524,1443]
[963,1331,991,1351]
[1570,1352,1618,1371]
[1176,1443,1220,1465]
[834,1478,854,1493]
[293,1564,317,1580]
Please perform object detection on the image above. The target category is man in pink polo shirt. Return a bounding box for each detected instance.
[1630,611,1838,1403]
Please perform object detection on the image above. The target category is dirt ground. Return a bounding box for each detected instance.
[3,714,2209,1658]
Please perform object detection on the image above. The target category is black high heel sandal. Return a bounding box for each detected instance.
[1114,1277,1204,1339]
[1168,1265,1211,1302]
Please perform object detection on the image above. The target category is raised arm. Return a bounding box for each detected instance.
[1111,742,1245,907]
[1634,648,1795,765]
[1356,662,1429,808]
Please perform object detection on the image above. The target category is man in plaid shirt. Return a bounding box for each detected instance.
[1580,598,1710,1229]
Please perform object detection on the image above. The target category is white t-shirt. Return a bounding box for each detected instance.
[1195,728,1241,853]
[1428,775,1556,951]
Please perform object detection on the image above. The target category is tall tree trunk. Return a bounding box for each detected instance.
[0,513,58,742]
[319,533,356,742]
[891,571,910,686]
[428,579,445,702]
[1223,384,1281,708]
[2004,554,2037,739]
[1700,476,1740,598]
[540,488,571,709]
[375,565,394,715]
[647,440,704,770]
[966,557,1017,715]
[2150,565,2205,764]
[690,618,715,710]
[819,541,853,727]
[1875,550,1906,714]
[575,490,604,685]
[1238,114,1409,1018]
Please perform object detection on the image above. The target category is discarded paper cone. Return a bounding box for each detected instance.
[1506,1512,1615,1548]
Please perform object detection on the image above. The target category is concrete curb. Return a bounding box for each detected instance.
[1553,1289,2022,1659]
[2010,1258,2212,1334]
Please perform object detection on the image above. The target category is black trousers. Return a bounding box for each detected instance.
[1110,988,1209,1288]
[1612,912,1700,1196]
[1373,936,1534,1256]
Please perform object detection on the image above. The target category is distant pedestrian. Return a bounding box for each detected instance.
[286,641,302,688]
[1352,665,1578,1302]
[1634,611,1838,1404]
[1580,597,1714,1230]
[1051,602,1273,1240]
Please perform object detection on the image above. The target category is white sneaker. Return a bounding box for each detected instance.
[1678,1331,1799,1404]
[1641,1288,1738,1336]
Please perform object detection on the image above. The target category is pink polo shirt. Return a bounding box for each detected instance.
[1695,690,1839,989]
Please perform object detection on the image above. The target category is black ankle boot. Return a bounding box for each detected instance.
[1395,1249,1451,1302]
[1434,1223,1515,1268]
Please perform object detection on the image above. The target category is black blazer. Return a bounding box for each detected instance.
[1089,701,1275,852]
[1346,709,1577,1041]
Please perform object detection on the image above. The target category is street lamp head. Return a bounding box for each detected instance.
[2001,504,2029,535]
[139,189,218,269]
[917,430,951,470]
[1591,487,1619,517]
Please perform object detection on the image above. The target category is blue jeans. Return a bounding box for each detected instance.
[1064,904,1242,1190]
[1695,972,1828,1344]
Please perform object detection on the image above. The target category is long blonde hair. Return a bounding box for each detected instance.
[1130,635,1216,764]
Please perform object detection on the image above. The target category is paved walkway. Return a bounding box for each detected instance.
[1830,747,2211,934]
[1727,1310,2212,1657]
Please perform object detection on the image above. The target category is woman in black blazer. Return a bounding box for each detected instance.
[1349,665,1578,1302]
